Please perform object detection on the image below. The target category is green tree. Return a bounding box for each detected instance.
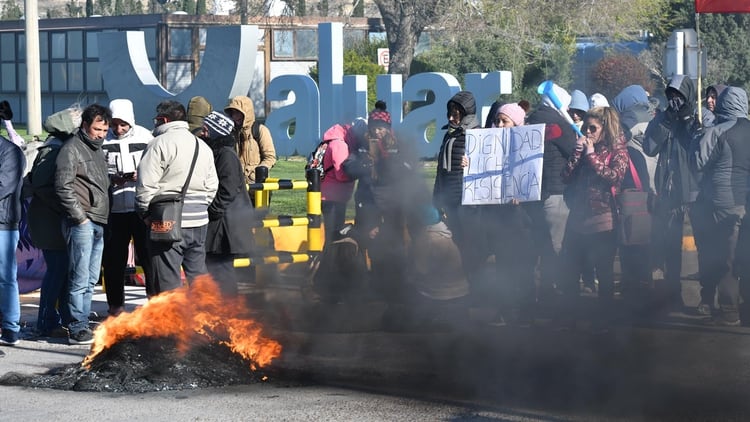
[196,0,207,14]
[352,0,363,17]
[0,0,22,20]
[86,0,94,16]
[182,0,196,14]
[695,13,750,93]
[373,0,449,80]
[309,40,387,112]
[114,0,124,15]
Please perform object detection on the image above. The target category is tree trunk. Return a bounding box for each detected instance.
[373,0,446,80]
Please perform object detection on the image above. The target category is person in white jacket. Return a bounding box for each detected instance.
[136,100,218,294]
[102,99,154,313]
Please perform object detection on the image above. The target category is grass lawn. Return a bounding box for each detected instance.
[264,156,437,218]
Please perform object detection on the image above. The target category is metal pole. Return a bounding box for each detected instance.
[696,13,703,126]
[24,0,42,136]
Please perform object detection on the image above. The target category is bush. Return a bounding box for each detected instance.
[591,53,655,99]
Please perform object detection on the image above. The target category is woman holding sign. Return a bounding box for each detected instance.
[484,103,538,326]
[561,107,629,333]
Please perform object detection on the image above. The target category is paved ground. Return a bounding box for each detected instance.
[2,248,750,421]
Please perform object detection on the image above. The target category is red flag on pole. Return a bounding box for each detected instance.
[695,0,750,13]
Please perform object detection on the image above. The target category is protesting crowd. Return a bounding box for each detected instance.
[314,77,750,334]
[0,73,748,349]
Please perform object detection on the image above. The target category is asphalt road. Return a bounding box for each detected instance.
[2,249,749,421]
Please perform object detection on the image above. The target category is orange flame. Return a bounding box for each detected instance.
[83,275,282,370]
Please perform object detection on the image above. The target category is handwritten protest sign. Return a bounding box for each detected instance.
[462,124,545,205]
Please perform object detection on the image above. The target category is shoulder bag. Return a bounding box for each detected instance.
[611,157,652,246]
[149,138,200,243]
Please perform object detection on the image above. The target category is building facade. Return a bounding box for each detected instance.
[0,13,383,124]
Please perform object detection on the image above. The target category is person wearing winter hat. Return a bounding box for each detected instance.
[589,93,610,108]
[200,111,254,296]
[186,96,213,135]
[525,84,578,309]
[487,101,537,325]
[568,90,590,131]
[494,103,526,128]
[101,99,154,316]
[361,102,422,304]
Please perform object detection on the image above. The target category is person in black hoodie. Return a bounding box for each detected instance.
[201,111,254,297]
[524,84,578,303]
[644,75,702,311]
[433,91,483,286]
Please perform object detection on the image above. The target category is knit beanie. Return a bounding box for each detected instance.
[203,111,234,140]
[497,103,526,127]
[368,109,392,129]
[187,96,213,134]
[589,93,610,108]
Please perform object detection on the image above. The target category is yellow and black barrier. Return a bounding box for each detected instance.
[233,166,323,269]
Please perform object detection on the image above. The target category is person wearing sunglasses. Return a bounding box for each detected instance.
[561,106,629,333]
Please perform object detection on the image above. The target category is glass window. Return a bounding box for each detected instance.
[68,31,82,60]
[166,62,193,93]
[273,30,293,58]
[40,33,48,60]
[18,62,26,92]
[199,28,207,48]
[51,33,66,59]
[18,34,25,59]
[344,30,365,49]
[1,63,15,91]
[295,30,317,59]
[68,62,83,91]
[86,31,99,58]
[51,62,66,91]
[40,62,49,92]
[169,28,192,58]
[86,62,102,90]
[1,34,15,61]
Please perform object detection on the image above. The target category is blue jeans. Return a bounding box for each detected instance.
[36,249,71,332]
[0,229,20,333]
[64,220,105,334]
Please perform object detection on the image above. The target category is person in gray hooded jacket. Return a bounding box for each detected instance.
[690,86,750,325]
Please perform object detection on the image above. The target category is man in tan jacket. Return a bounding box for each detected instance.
[224,96,276,184]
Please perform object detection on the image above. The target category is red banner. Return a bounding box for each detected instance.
[696,0,750,13]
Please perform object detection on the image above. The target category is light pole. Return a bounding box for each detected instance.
[24,0,42,136]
